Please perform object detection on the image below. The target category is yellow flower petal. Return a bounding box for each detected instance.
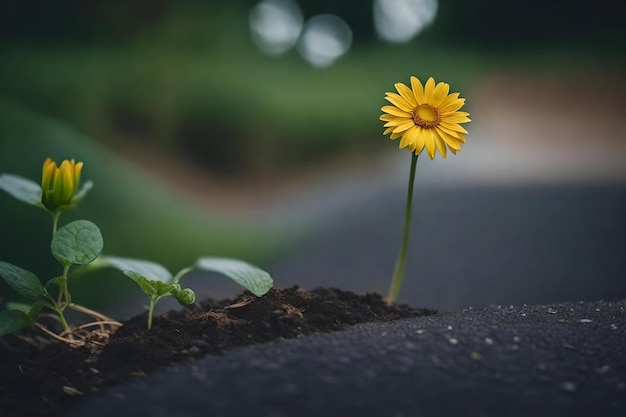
[437,123,462,138]
[423,128,437,160]
[384,118,412,127]
[423,77,436,101]
[439,95,465,113]
[444,114,471,124]
[431,81,450,107]
[410,76,424,104]
[394,82,417,107]
[392,120,416,133]
[381,105,411,118]
[385,93,413,112]
[410,126,425,154]
[437,129,462,151]
[401,126,420,148]
[399,131,413,149]
[434,132,448,159]
[439,122,468,135]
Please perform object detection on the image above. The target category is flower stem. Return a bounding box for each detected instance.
[51,210,61,238]
[387,153,419,303]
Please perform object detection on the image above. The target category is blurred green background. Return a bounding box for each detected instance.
[1,0,625,310]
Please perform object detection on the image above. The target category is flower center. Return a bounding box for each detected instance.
[412,104,440,128]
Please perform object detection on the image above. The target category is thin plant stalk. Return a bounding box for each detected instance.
[147,297,157,330]
[387,154,418,302]
[51,210,61,237]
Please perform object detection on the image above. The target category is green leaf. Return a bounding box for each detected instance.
[0,173,43,207]
[0,309,33,337]
[98,256,172,282]
[71,180,93,204]
[126,274,158,296]
[28,301,45,321]
[7,301,46,321]
[45,276,63,289]
[173,288,196,305]
[5,302,31,313]
[195,257,273,297]
[0,261,45,299]
[51,220,103,266]
[150,280,178,297]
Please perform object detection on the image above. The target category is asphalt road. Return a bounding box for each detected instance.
[66,299,626,417]
[267,183,626,311]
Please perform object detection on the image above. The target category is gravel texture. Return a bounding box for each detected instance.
[66,299,626,417]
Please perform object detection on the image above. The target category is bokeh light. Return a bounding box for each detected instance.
[249,0,303,56]
[297,14,353,67]
[373,0,438,43]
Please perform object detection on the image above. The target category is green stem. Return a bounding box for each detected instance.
[387,154,419,303]
[56,307,70,331]
[147,297,158,330]
[172,266,195,284]
[61,264,71,307]
[43,295,70,331]
[51,210,61,238]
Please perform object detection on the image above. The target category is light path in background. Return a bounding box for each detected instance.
[260,76,626,310]
[265,74,626,226]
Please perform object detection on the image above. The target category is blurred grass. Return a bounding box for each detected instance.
[0,8,496,175]
[1,37,617,175]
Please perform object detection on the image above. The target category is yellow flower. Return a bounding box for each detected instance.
[380,76,471,159]
[41,157,84,211]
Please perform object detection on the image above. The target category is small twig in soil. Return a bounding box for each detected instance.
[281,303,305,318]
[195,311,246,327]
[224,295,255,310]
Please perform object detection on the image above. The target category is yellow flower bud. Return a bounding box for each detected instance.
[41,157,84,211]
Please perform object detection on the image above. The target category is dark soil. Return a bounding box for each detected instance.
[0,287,434,417]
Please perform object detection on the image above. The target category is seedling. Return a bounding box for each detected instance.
[0,157,274,339]
[95,255,274,329]
[0,158,111,340]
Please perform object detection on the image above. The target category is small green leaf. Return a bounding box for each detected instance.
[28,302,45,321]
[98,256,172,282]
[127,274,158,296]
[0,309,33,337]
[173,288,196,305]
[71,180,93,204]
[150,280,177,297]
[45,276,63,289]
[195,257,274,297]
[0,173,43,207]
[51,220,103,266]
[0,261,45,299]
[5,302,31,313]
[7,301,46,321]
